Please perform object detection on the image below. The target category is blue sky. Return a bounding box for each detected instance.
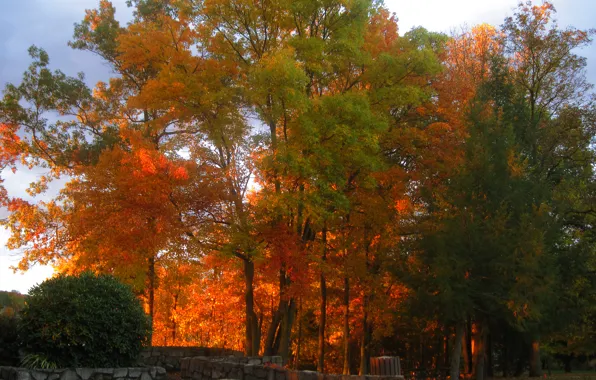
[1,0,595,293]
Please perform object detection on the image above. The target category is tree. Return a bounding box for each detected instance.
[2,0,595,373]
[19,272,150,367]
[409,3,596,379]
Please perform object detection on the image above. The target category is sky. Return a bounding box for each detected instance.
[1,0,595,293]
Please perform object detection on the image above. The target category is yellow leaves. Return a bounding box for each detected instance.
[507,149,526,178]
[117,15,196,73]
[85,0,115,32]
[507,299,531,320]
[365,7,399,58]
[440,23,502,118]
[26,175,51,197]
[250,48,308,100]
[519,1,555,27]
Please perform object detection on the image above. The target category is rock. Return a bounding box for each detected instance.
[30,371,47,380]
[181,359,190,373]
[16,371,32,380]
[113,369,128,379]
[243,365,256,376]
[253,368,267,379]
[59,370,77,380]
[127,369,141,379]
[274,370,286,380]
[76,369,95,380]
[0,367,10,380]
[297,371,318,380]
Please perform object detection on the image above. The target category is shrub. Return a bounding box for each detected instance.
[0,312,20,366]
[19,272,151,367]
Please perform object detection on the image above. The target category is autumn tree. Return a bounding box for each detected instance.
[408,3,595,380]
[0,0,228,333]
[2,0,596,373]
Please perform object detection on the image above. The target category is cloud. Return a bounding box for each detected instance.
[0,227,54,294]
[0,0,132,89]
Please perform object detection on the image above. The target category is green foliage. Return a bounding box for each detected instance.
[0,313,20,366]
[21,354,57,370]
[2,0,596,370]
[0,290,26,312]
[19,272,151,368]
[407,4,596,373]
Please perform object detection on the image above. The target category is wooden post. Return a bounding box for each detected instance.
[370,357,401,376]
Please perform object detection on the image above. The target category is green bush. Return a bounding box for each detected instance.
[0,312,20,366]
[19,272,151,368]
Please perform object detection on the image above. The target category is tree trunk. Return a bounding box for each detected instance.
[501,341,509,377]
[264,267,288,356]
[463,318,471,374]
[171,291,178,345]
[317,273,327,372]
[343,277,350,375]
[147,255,155,345]
[295,297,302,370]
[529,340,542,377]
[359,300,370,376]
[514,357,524,377]
[264,311,282,355]
[273,323,282,353]
[360,234,374,376]
[444,331,450,369]
[473,319,488,380]
[244,259,260,356]
[450,321,465,380]
[317,229,328,373]
[563,355,572,373]
[279,298,297,364]
[487,333,493,378]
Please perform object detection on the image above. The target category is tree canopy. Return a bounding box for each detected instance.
[1,0,595,377]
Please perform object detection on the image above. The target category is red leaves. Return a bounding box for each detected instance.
[136,148,159,175]
[116,147,192,184]
[0,123,22,171]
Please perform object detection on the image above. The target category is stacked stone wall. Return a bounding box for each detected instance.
[0,367,166,380]
[140,347,243,371]
[180,356,404,380]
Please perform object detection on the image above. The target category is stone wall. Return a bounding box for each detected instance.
[0,367,166,380]
[180,356,404,380]
[140,347,243,371]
